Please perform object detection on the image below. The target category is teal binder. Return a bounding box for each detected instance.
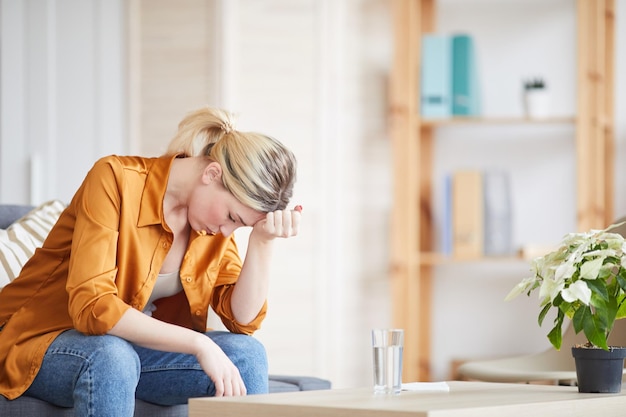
[451,34,480,116]
[421,34,451,117]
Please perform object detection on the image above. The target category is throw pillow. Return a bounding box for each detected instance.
[0,200,66,288]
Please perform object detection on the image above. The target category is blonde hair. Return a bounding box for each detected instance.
[165,107,297,212]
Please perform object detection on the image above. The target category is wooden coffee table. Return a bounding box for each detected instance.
[189,381,626,417]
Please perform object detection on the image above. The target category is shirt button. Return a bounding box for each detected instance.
[195,310,202,316]
[162,242,168,249]
[186,277,193,283]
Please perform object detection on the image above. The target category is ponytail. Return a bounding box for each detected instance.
[165,107,236,157]
[164,107,297,212]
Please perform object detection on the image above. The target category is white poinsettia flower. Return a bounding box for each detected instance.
[554,261,576,282]
[538,278,564,305]
[586,248,617,258]
[579,256,604,280]
[504,277,536,301]
[561,280,592,305]
[530,259,548,281]
[568,244,588,263]
[604,234,624,252]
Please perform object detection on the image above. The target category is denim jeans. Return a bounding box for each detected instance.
[23,329,268,416]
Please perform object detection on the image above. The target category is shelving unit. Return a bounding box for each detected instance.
[388,0,615,382]
[421,116,576,127]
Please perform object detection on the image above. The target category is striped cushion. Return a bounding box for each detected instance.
[0,200,66,288]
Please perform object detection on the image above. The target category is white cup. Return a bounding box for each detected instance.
[371,329,404,394]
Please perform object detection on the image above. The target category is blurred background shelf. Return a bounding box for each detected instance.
[420,116,576,127]
[388,0,615,382]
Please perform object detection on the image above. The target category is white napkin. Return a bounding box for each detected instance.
[401,381,450,392]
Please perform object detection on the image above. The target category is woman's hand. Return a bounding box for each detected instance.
[251,205,302,241]
[194,336,247,397]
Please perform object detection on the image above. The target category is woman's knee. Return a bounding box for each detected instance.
[207,332,268,393]
[85,334,141,385]
[209,332,267,364]
[93,335,141,382]
[27,331,141,408]
[48,331,140,378]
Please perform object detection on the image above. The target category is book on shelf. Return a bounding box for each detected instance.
[444,170,512,258]
[421,34,452,117]
[420,33,480,118]
[483,171,512,256]
[451,170,484,258]
[451,34,480,116]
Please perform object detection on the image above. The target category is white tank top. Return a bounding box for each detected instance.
[142,270,183,316]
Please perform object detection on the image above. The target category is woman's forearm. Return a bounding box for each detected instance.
[230,236,273,324]
[109,306,247,396]
[109,307,205,354]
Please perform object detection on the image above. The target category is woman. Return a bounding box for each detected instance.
[0,107,300,416]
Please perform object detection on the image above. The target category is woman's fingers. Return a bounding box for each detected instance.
[290,206,301,236]
[263,207,301,237]
[253,205,302,240]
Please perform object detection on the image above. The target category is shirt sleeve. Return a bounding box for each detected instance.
[210,238,267,335]
[65,157,131,335]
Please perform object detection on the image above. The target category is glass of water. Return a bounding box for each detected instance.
[371,328,404,394]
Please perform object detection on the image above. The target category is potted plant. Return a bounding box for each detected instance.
[522,76,550,118]
[506,222,626,393]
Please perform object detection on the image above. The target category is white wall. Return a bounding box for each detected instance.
[0,0,127,205]
[206,0,394,388]
[128,0,393,389]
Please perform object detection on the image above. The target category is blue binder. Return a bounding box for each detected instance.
[421,35,451,117]
[451,34,480,116]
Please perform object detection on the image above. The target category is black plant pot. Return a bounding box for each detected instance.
[571,346,626,393]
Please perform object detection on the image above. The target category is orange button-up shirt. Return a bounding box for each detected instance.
[0,154,266,399]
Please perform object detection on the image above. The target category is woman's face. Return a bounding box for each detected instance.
[188,162,264,237]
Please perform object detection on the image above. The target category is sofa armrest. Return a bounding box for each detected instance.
[0,205,35,228]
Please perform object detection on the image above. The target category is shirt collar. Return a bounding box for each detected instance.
[137,154,180,228]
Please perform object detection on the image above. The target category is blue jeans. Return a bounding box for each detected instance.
[23,330,268,416]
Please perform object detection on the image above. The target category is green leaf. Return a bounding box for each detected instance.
[594,294,618,332]
[617,268,626,291]
[538,303,552,326]
[547,310,564,350]
[583,314,609,350]
[572,305,590,334]
[607,295,619,324]
[559,300,575,319]
[586,278,609,302]
[547,326,562,350]
[616,294,626,319]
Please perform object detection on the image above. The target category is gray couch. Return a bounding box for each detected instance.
[0,204,330,416]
